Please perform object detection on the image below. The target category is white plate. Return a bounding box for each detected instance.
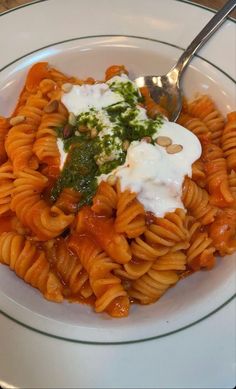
[0,0,235,387]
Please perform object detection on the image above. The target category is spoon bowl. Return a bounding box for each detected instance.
[134,0,236,121]
[135,69,181,122]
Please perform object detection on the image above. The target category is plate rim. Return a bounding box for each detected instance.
[0,34,235,85]
[0,0,235,23]
[0,293,235,345]
[0,32,235,344]
[0,2,235,345]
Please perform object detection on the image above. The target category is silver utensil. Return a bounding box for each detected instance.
[134,0,236,121]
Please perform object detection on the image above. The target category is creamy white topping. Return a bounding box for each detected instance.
[59,73,202,217]
[104,121,202,217]
[62,83,123,115]
[106,73,131,84]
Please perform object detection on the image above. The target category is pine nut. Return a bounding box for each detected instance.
[63,124,74,139]
[62,83,73,93]
[90,128,98,138]
[9,115,25,126]
[44,100,58,113]
[156,136,172,147]
[107,174,117,186]
[78,125,89,133]
[141,136,152,143]
[68,112,76,126]
[166,144,183,154]
[122,140,130,151]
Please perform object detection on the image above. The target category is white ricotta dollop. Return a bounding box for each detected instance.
[61,83,123,115]
[106,73,131,85]
[109,121,202,217]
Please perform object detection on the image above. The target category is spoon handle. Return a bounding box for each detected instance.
[174,0,236,78]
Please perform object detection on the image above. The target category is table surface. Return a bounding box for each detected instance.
[0,1,235,389]
[0,0,236,18]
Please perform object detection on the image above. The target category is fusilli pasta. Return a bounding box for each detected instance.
[0,62,235,318]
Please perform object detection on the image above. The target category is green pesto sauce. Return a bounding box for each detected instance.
[109,80,141,105]
[51,139,99,208]
[51,78,164,207]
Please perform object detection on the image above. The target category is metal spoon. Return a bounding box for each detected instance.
[134,0,236,122]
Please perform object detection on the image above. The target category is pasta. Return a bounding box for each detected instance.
[221,112,236,171]
[187,95,225,145]
[0,232,63,302]
[0,62,235,318]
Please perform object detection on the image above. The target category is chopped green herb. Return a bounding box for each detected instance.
[51,139,99,208]
[109,79,141,105]
[52,75,164,207]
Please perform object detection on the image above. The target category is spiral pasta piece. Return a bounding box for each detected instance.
[33,103,68,167]
[187,95,224,145]
[182,177,218,225]
[5,94,48,173]
[92,181,118,217]
[38,78,61,101]
[185,216,216,270]
[177,112,193,127]
[128,250,186,304]
[0,232,63,301]
[11,168,74,240]
[221,112,236,171]
[115,190,146,238]
[46,238,93,298]
[0,117,10,164]
[203,142,234,207]
[228,170,236,208]
[5,123,37,173]
[76,206,131,264]
[144,209,189,248]
[1,63,236,317]
[179,116,211,140]
[54,188,81,214]
[0,161,14,216]
[105,65,128,81]
[209,208,236,256]
[191,159,206,188]
[69,234,130,317]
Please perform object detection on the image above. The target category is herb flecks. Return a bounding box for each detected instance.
[51,74,164,206]
[51,139,99,208]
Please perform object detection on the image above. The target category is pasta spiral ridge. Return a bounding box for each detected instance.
[46,238,93,298]
[11,168,74,240]
[144,209,189,248]
[0,161,14,216]
[76,206,132,264]
[185,217,216,270]
[128,250,186,304]
[182,177,218,225]
[209,208,236,256]
[115,190,146,238]
[203,142,234,207]
[92,181,118,217]
[187,95,224,145]
[5,123,38,173]
[228,170,236,208]
[0,231,63,301]
[54,188,81,215]
[0,117,10,164]
[69,235,130,317]
[33,105,68,167]
[5,94,49,173]
[178,116,211,139]
[221,112,236,171]
[191,160,206,188]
